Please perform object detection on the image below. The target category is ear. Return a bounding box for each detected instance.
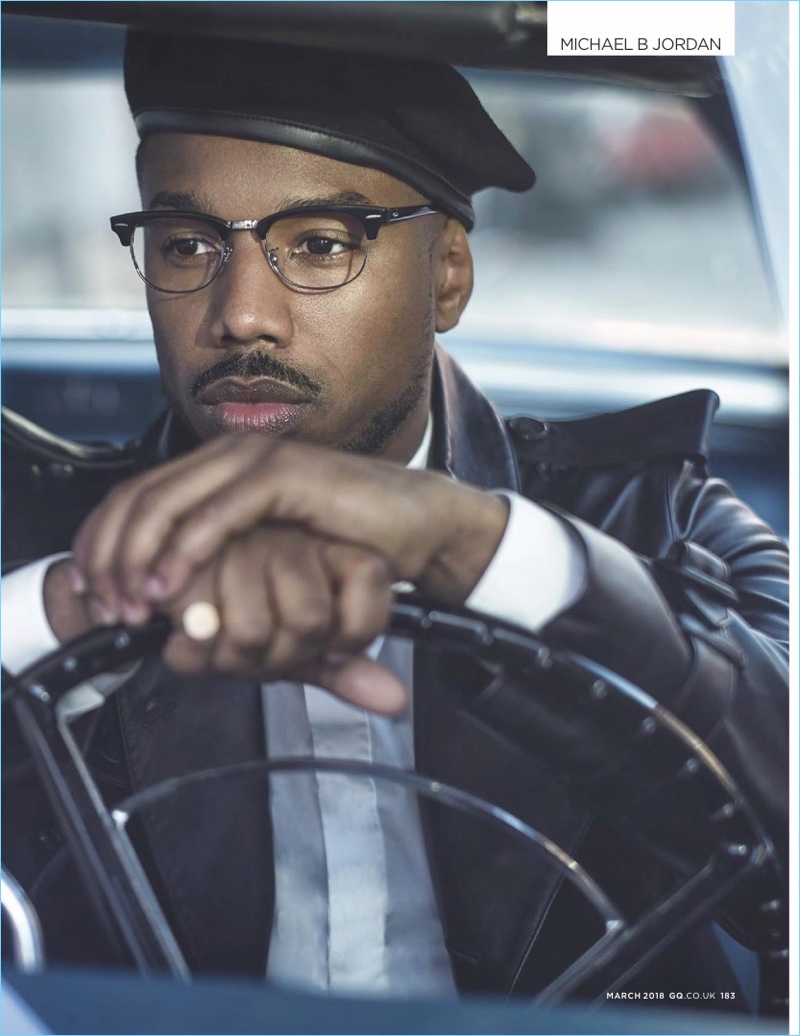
[433,220,474,334]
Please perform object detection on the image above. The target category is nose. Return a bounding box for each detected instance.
[207,231,293,348]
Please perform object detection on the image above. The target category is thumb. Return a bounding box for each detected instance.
[300,653,407,715]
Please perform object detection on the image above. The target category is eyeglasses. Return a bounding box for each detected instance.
[109,203,440,294]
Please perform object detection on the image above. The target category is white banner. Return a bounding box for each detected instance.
[547,1,736,57]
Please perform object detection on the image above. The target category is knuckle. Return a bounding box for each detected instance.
[84,554,112,587]
[347,550,391,586]
[229,620,270,651]
[116,542,147,578]
[211,643,248,673]
[179,503,225,554]
[282,604,331,640]
[265,635,299,671]
[191,498,221,525]
[272,538,312,573]
[336,630,372,654]
[134,484,169,517]
[339,604,389,648]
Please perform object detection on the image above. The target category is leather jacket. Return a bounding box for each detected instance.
[2,347,788,1005]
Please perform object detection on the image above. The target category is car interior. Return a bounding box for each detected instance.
[1,4,790,1033]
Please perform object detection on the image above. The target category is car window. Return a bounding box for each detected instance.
[2,41,783,365]
[0,14,788,539]
[466,71,783,365]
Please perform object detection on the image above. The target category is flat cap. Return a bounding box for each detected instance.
[124,31,535,229]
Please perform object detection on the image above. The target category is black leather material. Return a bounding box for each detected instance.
[125,33,535,230]
[508,388,718,468]
[1,408,144,562]
[136,110,478,229]
[2,349,788,997]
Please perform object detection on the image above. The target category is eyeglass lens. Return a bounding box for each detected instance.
[133,212,370,292]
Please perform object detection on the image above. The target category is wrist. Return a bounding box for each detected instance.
[417,487,509,605]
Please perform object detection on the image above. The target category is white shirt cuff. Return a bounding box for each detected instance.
[1,554,68,674]
[466,492,585,632]
[2,554,136,719]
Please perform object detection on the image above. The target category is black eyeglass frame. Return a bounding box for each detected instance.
[109,203,440,294]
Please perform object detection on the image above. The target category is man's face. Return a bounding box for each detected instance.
[138,133,455,461]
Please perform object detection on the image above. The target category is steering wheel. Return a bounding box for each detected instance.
[2,598,788,1014]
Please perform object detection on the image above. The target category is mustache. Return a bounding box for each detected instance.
[191,352,322,399]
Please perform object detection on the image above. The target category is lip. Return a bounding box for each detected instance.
[198,378,315,434]
[199,377,313,406]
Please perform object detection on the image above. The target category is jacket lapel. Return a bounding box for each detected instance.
[430,345,521,493]
[117,664,272,976]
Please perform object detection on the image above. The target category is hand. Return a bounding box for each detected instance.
[157,526,405,714]
[43,557,95,645]
[70,436,508,622]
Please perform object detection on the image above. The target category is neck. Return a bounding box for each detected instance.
[379,402,432,465]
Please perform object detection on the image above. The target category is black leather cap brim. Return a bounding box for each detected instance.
[125,32,536,229]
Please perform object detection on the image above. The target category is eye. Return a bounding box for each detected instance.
[297,235,351,257]
[163,234,220,260]
[267,212,367,287]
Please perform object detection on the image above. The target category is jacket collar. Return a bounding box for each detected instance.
[430,345,521,493]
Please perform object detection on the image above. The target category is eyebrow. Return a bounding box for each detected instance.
[149,190,210,211]
[278,191,375,211]
[148,189,376,214]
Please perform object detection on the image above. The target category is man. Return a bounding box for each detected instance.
[2,31,788,1007]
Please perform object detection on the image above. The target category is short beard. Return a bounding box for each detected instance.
[342,358,430,456]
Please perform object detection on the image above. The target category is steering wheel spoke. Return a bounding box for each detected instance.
[1,598,787,1012]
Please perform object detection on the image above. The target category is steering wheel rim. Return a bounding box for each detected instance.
[2,597,788,1012]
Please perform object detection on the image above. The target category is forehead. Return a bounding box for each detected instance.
[138,133,427,215]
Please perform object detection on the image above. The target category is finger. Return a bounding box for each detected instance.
[299,655,407,715]
[324,544,393,652]
[72,480,150,624]
[211,534,274,673]
[71,436,235,617]
[148,445,421,603]
[265,536,336,672]
[161,562,221,675]
[77,436,268,609]
[116,440,271,603]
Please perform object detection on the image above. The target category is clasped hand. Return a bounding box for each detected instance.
[62,436,508,712]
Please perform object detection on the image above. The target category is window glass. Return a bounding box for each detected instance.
[1,45,784,365]
[465,73,783,365]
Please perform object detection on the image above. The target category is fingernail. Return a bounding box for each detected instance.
[69,564,87,595]
[120,597,149,626]
[88,596,118,626]
[142,574,168,601]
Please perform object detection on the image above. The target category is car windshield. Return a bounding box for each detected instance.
[1,33,784,368]
[0,12,789,539]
